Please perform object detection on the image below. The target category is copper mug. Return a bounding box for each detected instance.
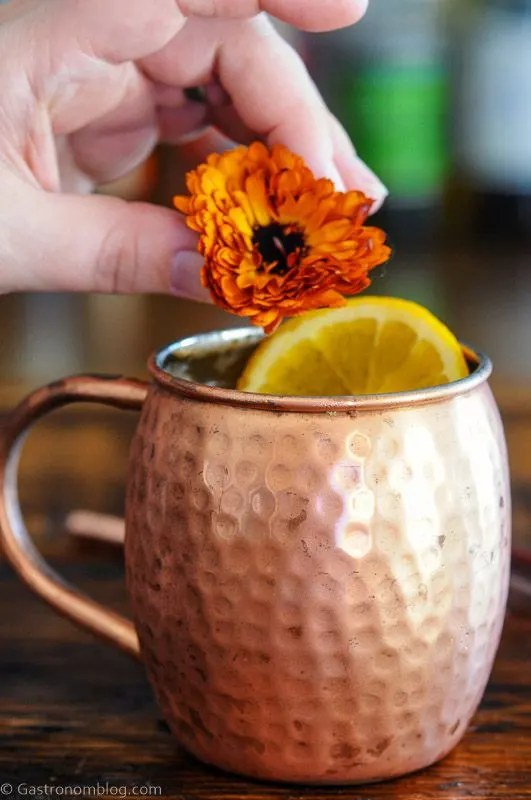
[0,328,511,785]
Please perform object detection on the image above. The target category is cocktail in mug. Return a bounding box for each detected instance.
[0,326,511,785]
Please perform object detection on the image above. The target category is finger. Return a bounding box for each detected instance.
[170,114,389,210]
[204,81,258,145]
[67,68,157,184]
[156,103,210,145]
[178,0,368,31]
[55,138,94,194]
[25,0,185,65]
[12,2,186,139]
[68,79,208,183]
[160,80,256,146]
[24,0,367,72]
[142,17,346,185]
[328,115,388,211]
[69,127,157,186]
[5,182,209,299]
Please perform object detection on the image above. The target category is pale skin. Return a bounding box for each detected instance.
[0,0,387,300]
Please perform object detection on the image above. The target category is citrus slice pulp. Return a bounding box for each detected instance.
[237,297,469,397]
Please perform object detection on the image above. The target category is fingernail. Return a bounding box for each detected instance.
[352,156,388,210]
[170,252,211,302]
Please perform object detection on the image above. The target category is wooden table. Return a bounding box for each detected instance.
[1,408,531,800]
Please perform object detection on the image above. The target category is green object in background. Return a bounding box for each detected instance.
[336,65,450,204]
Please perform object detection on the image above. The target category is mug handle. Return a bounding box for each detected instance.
[0,375,149,661]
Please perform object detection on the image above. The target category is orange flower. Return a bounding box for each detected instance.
[174,142,391,334]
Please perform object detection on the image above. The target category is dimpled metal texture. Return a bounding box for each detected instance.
[124,359,511,784]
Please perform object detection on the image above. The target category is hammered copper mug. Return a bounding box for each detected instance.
[0,328,511,785]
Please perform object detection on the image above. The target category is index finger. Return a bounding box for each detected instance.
[142,16,364,188]
[178,0,368,31]
[23,0,367,67]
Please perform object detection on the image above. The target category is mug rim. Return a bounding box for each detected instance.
[149,327,493,413]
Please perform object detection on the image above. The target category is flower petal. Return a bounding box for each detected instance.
[229,206,253,238]
[173,196,190,214]
[245,173,272,227]
[173,143,391,333]
[307,220,354,246]
[232,190,257,227]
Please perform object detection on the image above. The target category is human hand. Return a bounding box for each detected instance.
[0,0,387,299]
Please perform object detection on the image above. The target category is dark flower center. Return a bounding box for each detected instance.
[253,223,306,275]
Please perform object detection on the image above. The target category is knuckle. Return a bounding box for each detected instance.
[95,203,140,293]
[178,0,258,18]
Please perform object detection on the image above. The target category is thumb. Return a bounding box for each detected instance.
[7,188,209,299]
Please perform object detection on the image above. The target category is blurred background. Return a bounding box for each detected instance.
[2,0,531,549]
